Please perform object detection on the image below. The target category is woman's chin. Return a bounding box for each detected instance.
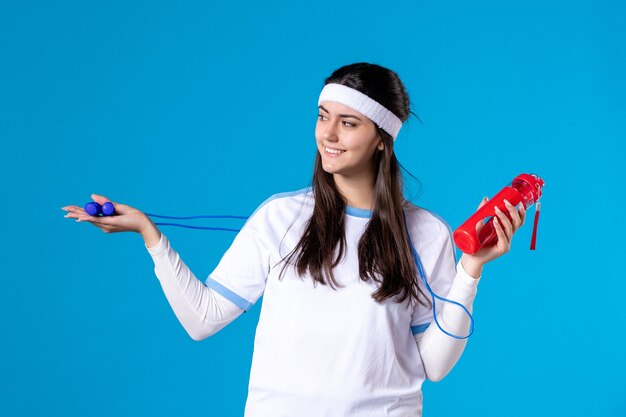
[320,161,342,174]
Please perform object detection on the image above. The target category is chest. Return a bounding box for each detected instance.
[261,225,414,343]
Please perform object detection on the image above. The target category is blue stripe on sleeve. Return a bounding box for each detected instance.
[204,277,253,313]
[411,322,431,335]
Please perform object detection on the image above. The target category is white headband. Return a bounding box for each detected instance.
[317,83,403,140]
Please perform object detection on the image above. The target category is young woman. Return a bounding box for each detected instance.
[63,62,526,417]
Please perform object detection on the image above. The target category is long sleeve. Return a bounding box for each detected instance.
[414,258,480,382]
[145,232,244,341]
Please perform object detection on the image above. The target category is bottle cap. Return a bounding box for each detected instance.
[514,173,545,203]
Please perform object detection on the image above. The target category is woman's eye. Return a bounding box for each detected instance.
[317,114,354,127]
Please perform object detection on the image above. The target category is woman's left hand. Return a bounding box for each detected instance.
[460,196,527,273]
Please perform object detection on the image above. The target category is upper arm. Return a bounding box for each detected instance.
[409,215,458,336]
[203,200,273,314]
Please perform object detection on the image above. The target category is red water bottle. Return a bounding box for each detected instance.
[453,173,545,254]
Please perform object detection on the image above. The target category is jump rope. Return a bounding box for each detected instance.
[85,200,474,339]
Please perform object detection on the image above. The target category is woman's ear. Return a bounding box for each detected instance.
[377,140,384,151]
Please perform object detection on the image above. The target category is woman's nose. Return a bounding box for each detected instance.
[323,123,338,140]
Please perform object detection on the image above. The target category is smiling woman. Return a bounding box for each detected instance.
[316,99,382,190]
[63,62,526,417]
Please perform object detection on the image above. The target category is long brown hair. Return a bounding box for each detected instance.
[277,62,430,310]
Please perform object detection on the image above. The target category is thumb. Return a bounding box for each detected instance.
[90,193,131,215]
[474,196,489,234]
[477,196,489,210]
[91,193,113,205]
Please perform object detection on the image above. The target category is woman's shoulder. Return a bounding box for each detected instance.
[402,200,454,244]
[246,186,314,224]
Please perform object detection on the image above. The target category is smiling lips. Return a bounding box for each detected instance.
[325,146,346,156]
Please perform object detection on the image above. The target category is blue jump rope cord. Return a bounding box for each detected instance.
[402,210,475,339]
[143,212,248,232]
[142,210,474,339]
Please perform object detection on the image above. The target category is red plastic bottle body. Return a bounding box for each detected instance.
[453,173,544,254]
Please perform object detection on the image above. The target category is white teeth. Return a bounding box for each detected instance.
[325,147,346,154]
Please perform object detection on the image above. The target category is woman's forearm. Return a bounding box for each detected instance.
[139,215,162,248]
[145,232,243,340]
[416,259,481,382]
[460,253,483,279]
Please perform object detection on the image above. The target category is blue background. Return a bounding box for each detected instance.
[1,0,624,415]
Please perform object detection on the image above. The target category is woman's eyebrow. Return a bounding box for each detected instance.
[318,105,362,121]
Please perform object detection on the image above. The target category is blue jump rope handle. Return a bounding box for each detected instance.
[83,200,474,338]
[84,201,116,216]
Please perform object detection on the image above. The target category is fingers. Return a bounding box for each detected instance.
[475,218,485,234]
[62,205,85,215]
[518,203,526,225]
[75,215,114,233]
[63,207,110,225]
[71,212,100,223]
[75,213,118,232]
[494,206,513,242]
[62,208,83,220]
[493,216,510,253]
[503,199,524,230]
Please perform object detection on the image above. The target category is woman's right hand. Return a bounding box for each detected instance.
[62,193,154,235]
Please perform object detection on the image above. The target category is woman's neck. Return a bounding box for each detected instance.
[333,173,375,210]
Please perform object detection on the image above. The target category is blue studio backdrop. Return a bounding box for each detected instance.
[1,1,624,416]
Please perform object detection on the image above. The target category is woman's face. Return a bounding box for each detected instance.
[315,100,383,180]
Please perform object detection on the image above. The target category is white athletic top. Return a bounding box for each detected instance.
[145,186,481,417]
